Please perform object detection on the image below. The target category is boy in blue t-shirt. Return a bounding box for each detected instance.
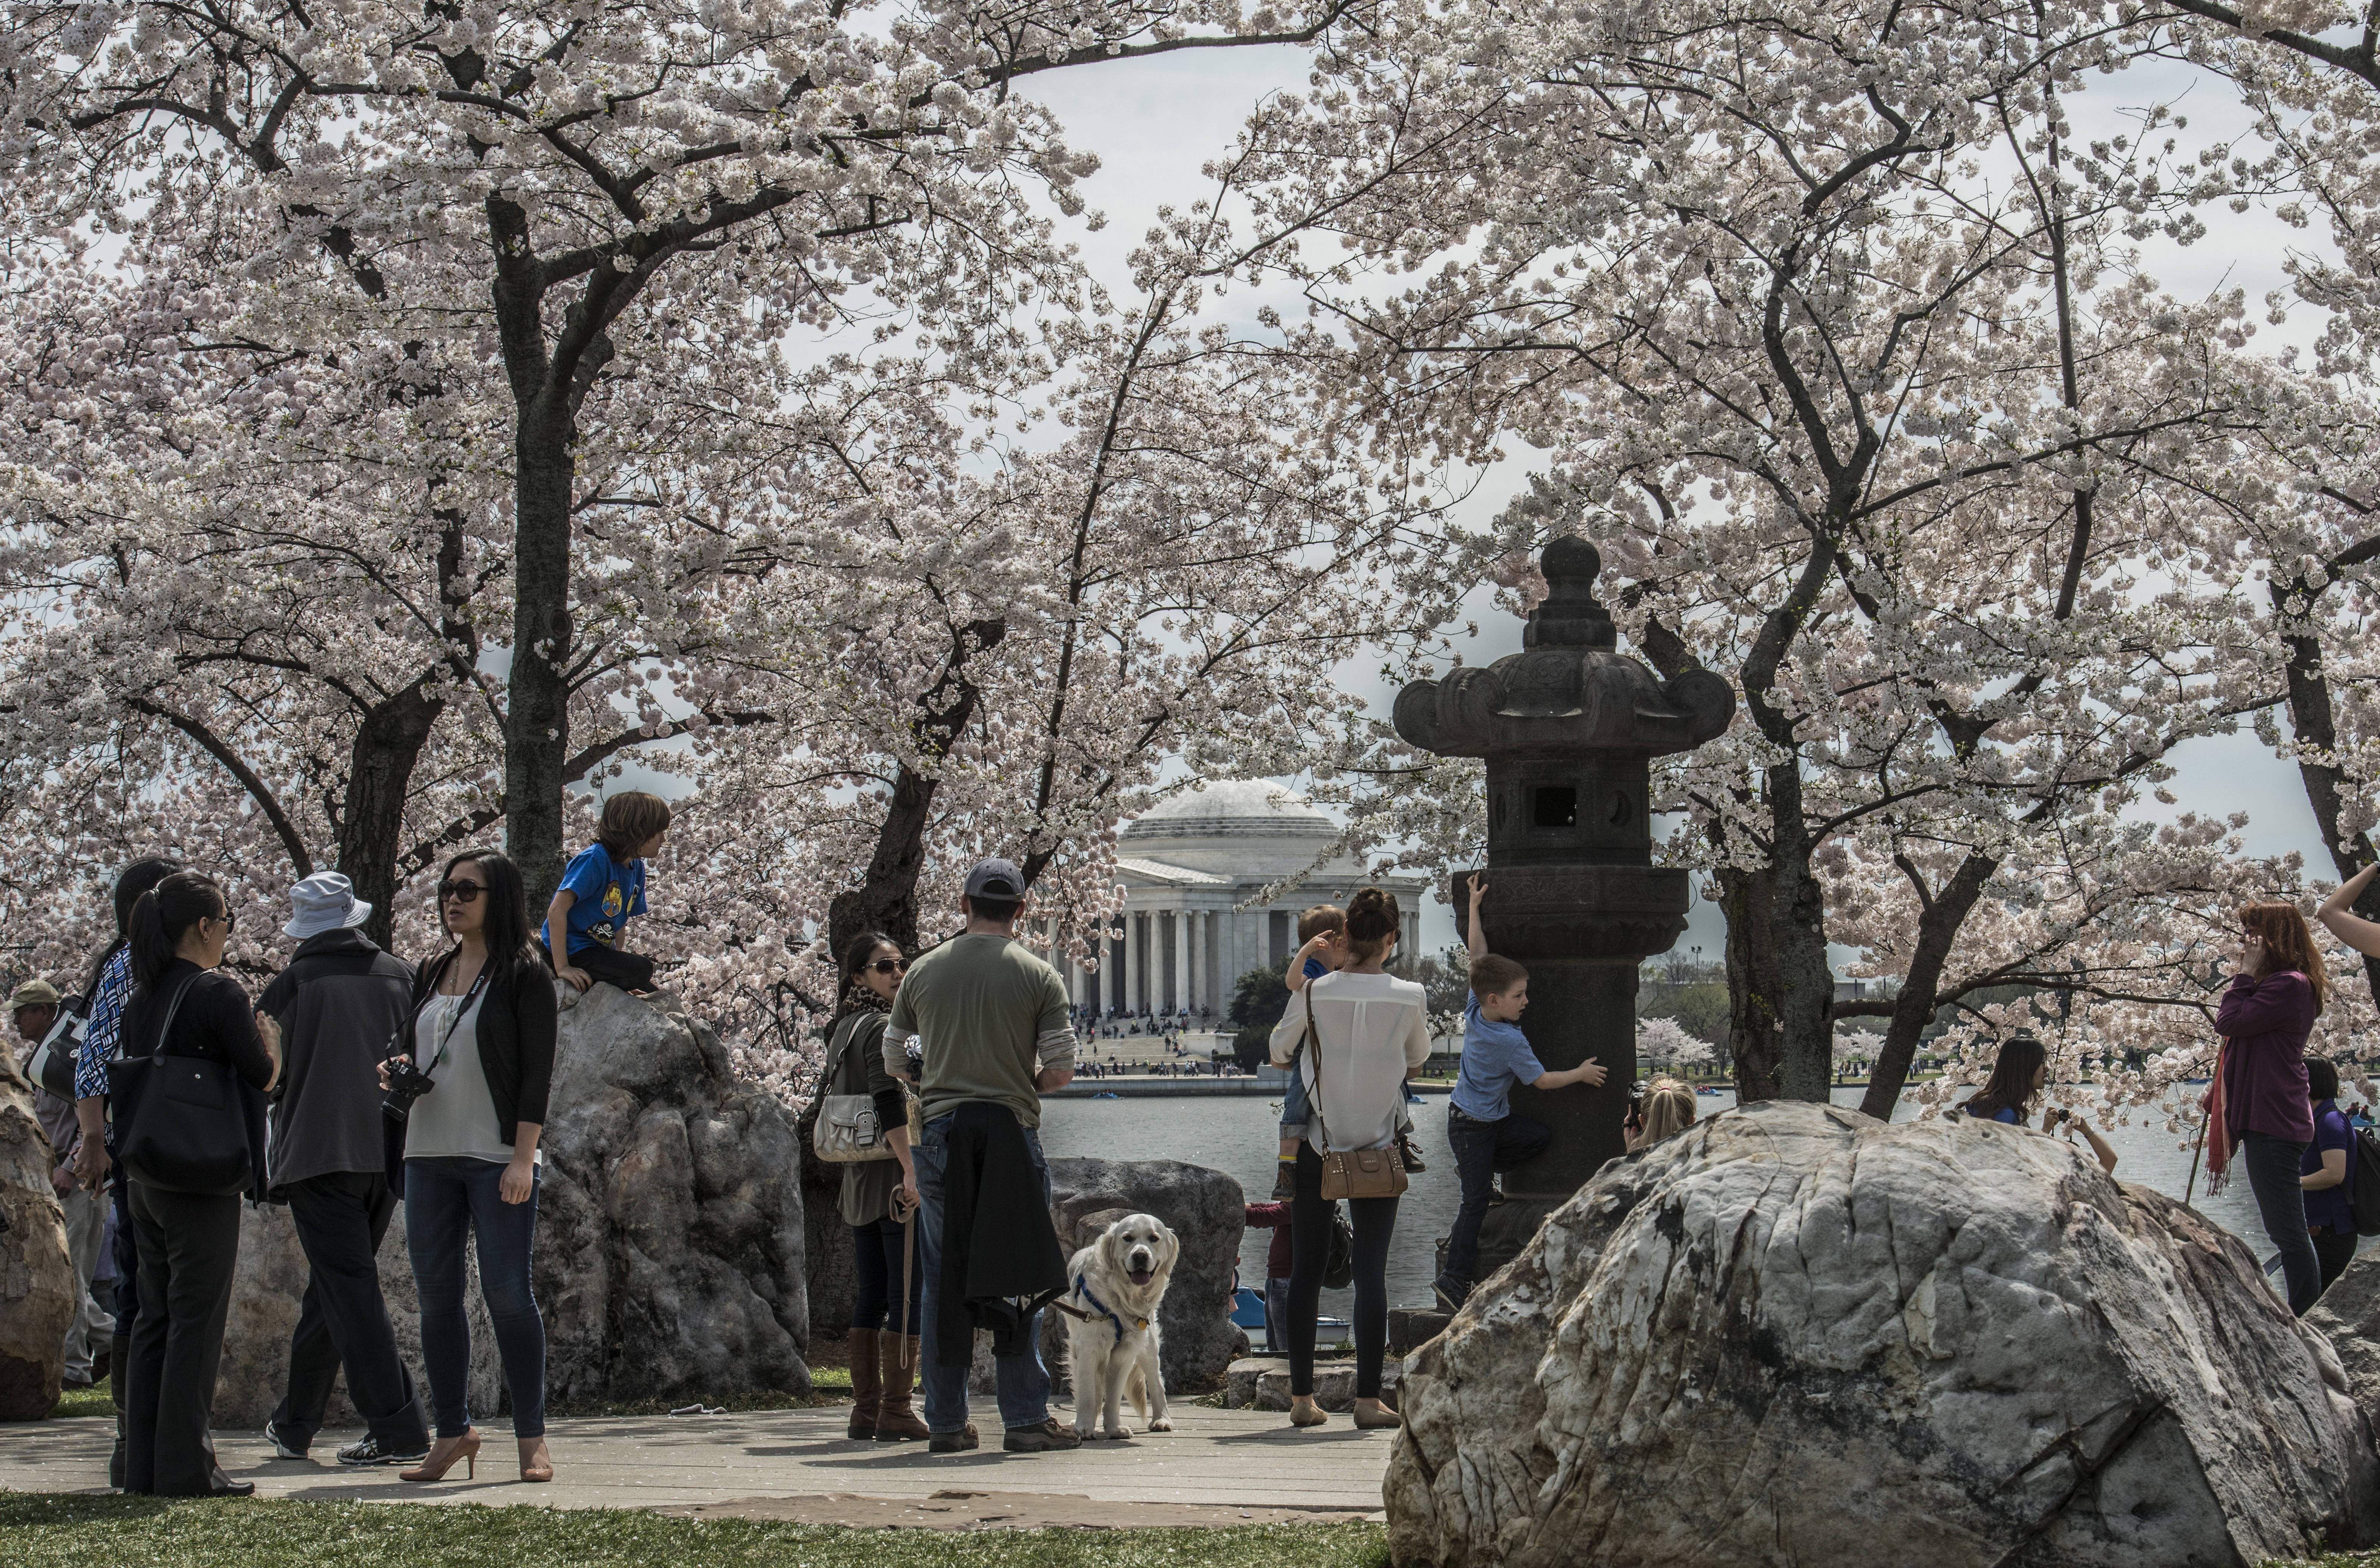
[542,790,671,994]
[1433,873,1607,1312]
[1272,904,1346,1197]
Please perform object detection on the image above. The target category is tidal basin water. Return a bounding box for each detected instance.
[1037,1086,2308,1322]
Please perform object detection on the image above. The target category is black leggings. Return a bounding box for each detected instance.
[1287,1143,1397,1399]
[851,1214,923,1334]
[2242,1132,2320,1316]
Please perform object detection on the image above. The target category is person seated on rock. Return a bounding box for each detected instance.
[1624,1077,1698,1151]
[1432,875,1607,1314]
[541,790,669,996]
[2302,1056,2359,1298]
[1960,1032,2118,1176]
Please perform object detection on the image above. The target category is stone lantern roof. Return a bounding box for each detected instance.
[1391,537,1734,759]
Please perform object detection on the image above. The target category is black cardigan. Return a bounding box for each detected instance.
[408,947,558,1146]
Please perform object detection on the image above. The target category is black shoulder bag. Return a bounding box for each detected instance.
[109,973,257,1196]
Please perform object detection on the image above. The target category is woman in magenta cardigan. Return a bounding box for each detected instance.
[2218,902,2331,1316]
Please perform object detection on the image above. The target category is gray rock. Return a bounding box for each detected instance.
[1387,1100,2380,1568]
[2309,1249,2380,1431]
[795,1092,862,1339]
[213,983,810,1426]
[0,1051,73,1419]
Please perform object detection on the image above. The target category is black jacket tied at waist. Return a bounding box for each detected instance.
[933,1102,1068,1368]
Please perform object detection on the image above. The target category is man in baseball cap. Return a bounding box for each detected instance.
[883,856,1080,1454]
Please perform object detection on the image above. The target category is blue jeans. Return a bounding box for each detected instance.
[1437,1107,1551,1298]
[2241,1131,2320,1316]
[913,1113,1053,1434]
[1279,1057,1310,1140]
[404,1157,546,1439]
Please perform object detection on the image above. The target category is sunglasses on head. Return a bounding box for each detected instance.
[438,879,486,903]
[868,958,908,975]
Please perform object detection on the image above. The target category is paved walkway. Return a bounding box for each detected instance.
[0,1406,1394,1526]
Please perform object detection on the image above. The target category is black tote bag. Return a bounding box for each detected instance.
[108,973,259,1197]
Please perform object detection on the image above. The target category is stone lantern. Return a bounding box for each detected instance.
[1392,537,1733,1281]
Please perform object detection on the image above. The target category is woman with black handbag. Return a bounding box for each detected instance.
[1265,887,1428,1431]
[114,870,280,1496]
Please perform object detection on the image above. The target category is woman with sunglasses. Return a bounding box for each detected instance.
[381,850,558,1482]
[824,930,927,1441]
[117,870,281,1495]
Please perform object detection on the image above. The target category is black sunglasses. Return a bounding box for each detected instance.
[438,879,486,903]
[867,958,908,976]
[210,909,237,932]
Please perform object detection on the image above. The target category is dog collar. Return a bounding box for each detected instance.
[1075,1273,1149,1334]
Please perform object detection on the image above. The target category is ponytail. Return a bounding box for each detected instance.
[81,855,182,1001]
[127,870,226,992]
[1344,887,1401,964]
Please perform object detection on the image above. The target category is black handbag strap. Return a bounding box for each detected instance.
[1302,985,1336,1154]
[144,971,207,1065]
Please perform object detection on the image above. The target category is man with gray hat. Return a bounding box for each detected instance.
[12,978,115,1389]
[883,858,1080,1454]
[255,872,429,1467]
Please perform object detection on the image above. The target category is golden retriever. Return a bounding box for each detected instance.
[1061,1212,1179,1439]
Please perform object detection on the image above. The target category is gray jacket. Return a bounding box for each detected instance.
[259,927,415,1194]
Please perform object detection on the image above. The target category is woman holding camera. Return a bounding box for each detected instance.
[1960,1033,2118,1175]
[384,849,557,1484]
[825,931,926,1441]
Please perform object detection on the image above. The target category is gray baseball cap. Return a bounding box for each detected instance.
[963,858,1024,900]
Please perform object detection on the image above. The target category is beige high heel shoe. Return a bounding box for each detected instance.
[518,1434,554,1483]
[400,1429,481,1482]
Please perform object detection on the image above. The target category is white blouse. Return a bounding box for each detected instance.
[1269,970,1432,1153]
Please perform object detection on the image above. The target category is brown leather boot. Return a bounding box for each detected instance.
[845,1328,880,1440]
[874,1332,930,1441]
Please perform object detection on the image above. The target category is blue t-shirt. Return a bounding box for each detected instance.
[1963,1101,2020,1124]
[1452,992,1545,1122]
[2305,1101,2358,1232]
[543,842,647,956]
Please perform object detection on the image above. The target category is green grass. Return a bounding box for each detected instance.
[0,1495,1389,1568]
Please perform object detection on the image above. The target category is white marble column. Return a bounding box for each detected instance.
[1171,905,1190,1018]
[1120,911,1137,1014]
[1184,909,1199,1020]
[1097,924,1113,1014]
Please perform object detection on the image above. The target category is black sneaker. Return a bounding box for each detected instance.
[336,1435,428,1468]
[929,1424,979,1453]
[1433,1277,1469,1313]
[1003,1417,1081,1453]
[1271,1162,1296,1199]
[264,1422,308,1461]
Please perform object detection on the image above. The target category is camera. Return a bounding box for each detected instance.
[382,1056,438,1121]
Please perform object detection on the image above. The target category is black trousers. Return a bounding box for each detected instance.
[2242,1132,2321,1316]
[1286,1143,1397,1400]
[274,1172,429,1451]
[110,1177,141,1391]
[2314,1224,2360,1297]
[851,1214,924,1333]
[124,1182,242,1496]
[570,943,655,992]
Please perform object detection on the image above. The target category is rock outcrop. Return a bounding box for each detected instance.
[0,1049,74,1419]
[2310,1249,2380,1433]
[1387,1100,2379,1568]
[213,984,809,1425]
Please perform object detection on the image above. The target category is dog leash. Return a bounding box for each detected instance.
[1072,1273,1149,1336]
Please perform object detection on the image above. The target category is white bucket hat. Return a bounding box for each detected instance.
[285,872,373,940]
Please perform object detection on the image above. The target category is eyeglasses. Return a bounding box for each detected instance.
[868,958,908,976]
[438,880,486,903]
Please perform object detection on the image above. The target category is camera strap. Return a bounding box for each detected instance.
[420,959,493,1077]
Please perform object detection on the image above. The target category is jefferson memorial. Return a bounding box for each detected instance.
[1055,780,1430,1017]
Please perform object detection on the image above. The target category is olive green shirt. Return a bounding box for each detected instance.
[885,933,1075,1131]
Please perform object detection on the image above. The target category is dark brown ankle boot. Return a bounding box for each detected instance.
[844,1327,881,1440]
[874,1331,930,1441]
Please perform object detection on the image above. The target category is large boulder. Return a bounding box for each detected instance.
[1388,1101,2378,1568]
[2309,1250,2380,1431]
[796,1093,862,1339]
[0,1050,74,1419]
[213,984,809,1425]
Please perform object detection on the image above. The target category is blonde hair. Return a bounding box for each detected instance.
[1638,1077,1697,1144]
[1297,904,1346,943]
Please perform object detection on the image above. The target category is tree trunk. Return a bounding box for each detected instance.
[335,680,446,950]
[1717,864,1785,1102]
[2275,579,2380,1000]
[826,764,941,968]
[1856,852,1997,1120]
[504,399,577,916]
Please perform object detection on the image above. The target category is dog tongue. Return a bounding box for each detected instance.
[1129,1269,1153,1285]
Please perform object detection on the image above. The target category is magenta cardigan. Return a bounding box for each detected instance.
[2216,971,2316,1144]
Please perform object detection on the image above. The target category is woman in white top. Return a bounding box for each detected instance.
[1268,888,1430,1430]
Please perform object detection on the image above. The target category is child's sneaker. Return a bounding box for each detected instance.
[1397,1132,1427,1172]
[1271,1158,1296,1199]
